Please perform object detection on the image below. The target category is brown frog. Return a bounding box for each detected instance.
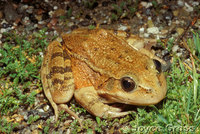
[41,28,167,123]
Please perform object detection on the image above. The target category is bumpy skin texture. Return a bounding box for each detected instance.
[41,28,167,121]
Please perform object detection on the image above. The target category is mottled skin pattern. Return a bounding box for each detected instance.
[41,28,167,124]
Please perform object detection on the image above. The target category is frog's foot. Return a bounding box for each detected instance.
[74,86,133,118]
[43,88,59,121]
[59,104,82,128]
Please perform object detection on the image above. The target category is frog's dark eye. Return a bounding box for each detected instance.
[153,59,161,73]
[120,77,136,92]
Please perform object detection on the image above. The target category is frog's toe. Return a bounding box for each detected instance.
[59,104,82,127]
[103,110,133,118]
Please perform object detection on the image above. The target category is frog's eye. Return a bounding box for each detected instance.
[120,77,136,92]
[153,59,161,73]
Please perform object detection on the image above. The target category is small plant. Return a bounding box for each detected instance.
[27,115,40,124]
[83,0,98,9]
[67,7,72,18]
[88,25,96,29]
[69,120,82,133]
[112,2,126,17]
[95,117,107,133]
[111,1,139,21]
[0,118,18,133]
[192,32,200,58]
[166,37,175,52]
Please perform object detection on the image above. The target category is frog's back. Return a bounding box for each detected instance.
[62,28,149,78]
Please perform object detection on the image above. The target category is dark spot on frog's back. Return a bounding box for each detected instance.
[51,52,63,60]
[118,54,122,58]
[51,66,72,74]
[110,47,116,51]
[52,78,64,85]
[64,76,72,80]
[42,63,47,67]
[64,66,72,72]
[46,73,51,79]
[63,50,70,60]
[51,66,64,74]
[93,47,98,51]
[124,50,129,53]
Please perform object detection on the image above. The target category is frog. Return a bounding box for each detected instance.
[41,28,167,123]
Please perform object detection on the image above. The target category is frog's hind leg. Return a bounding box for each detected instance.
[41,40,81,124]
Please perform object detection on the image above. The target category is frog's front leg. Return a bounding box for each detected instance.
[74,86,130,118]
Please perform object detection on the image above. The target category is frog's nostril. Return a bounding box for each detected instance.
[153,59,161,73]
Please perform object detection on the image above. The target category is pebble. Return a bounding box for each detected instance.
[140,2,152,8]
[22,5,29,10]
[53,6,58,10]
[21,128,31,134]
[35,15,42,21]
[1,28,7,33]
[172,45,179,52]
[70,16,75,20]
[37,108,44,113]
[38,21,45,25]
[162,49,169,56]
[192,1,199,6]
[53,30,58,36]
[26,6,34,14]
[32,130,41,134]
[147,20,154,28]
[67,22,74,27]
[176,28,184,35]
[164,10,173,21]
[184,2,193,12]
[22,17,30,25]
[177,0,184,6]
[79,20,90,26]
[49,18,58,26]
[144,33,150,38]
[4,3,19,22]
[103,20,107,24]
[54,9,65,17]
[139,27,145,33]
[48,11,54,18]
[39,52,43,57]
[135,12,142,19]
[43,105,50,112]
[118,25,128,31]
[147,27,159,34]
[160,29,168,35]
[176,52,182,57]
[173,10,179,17]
